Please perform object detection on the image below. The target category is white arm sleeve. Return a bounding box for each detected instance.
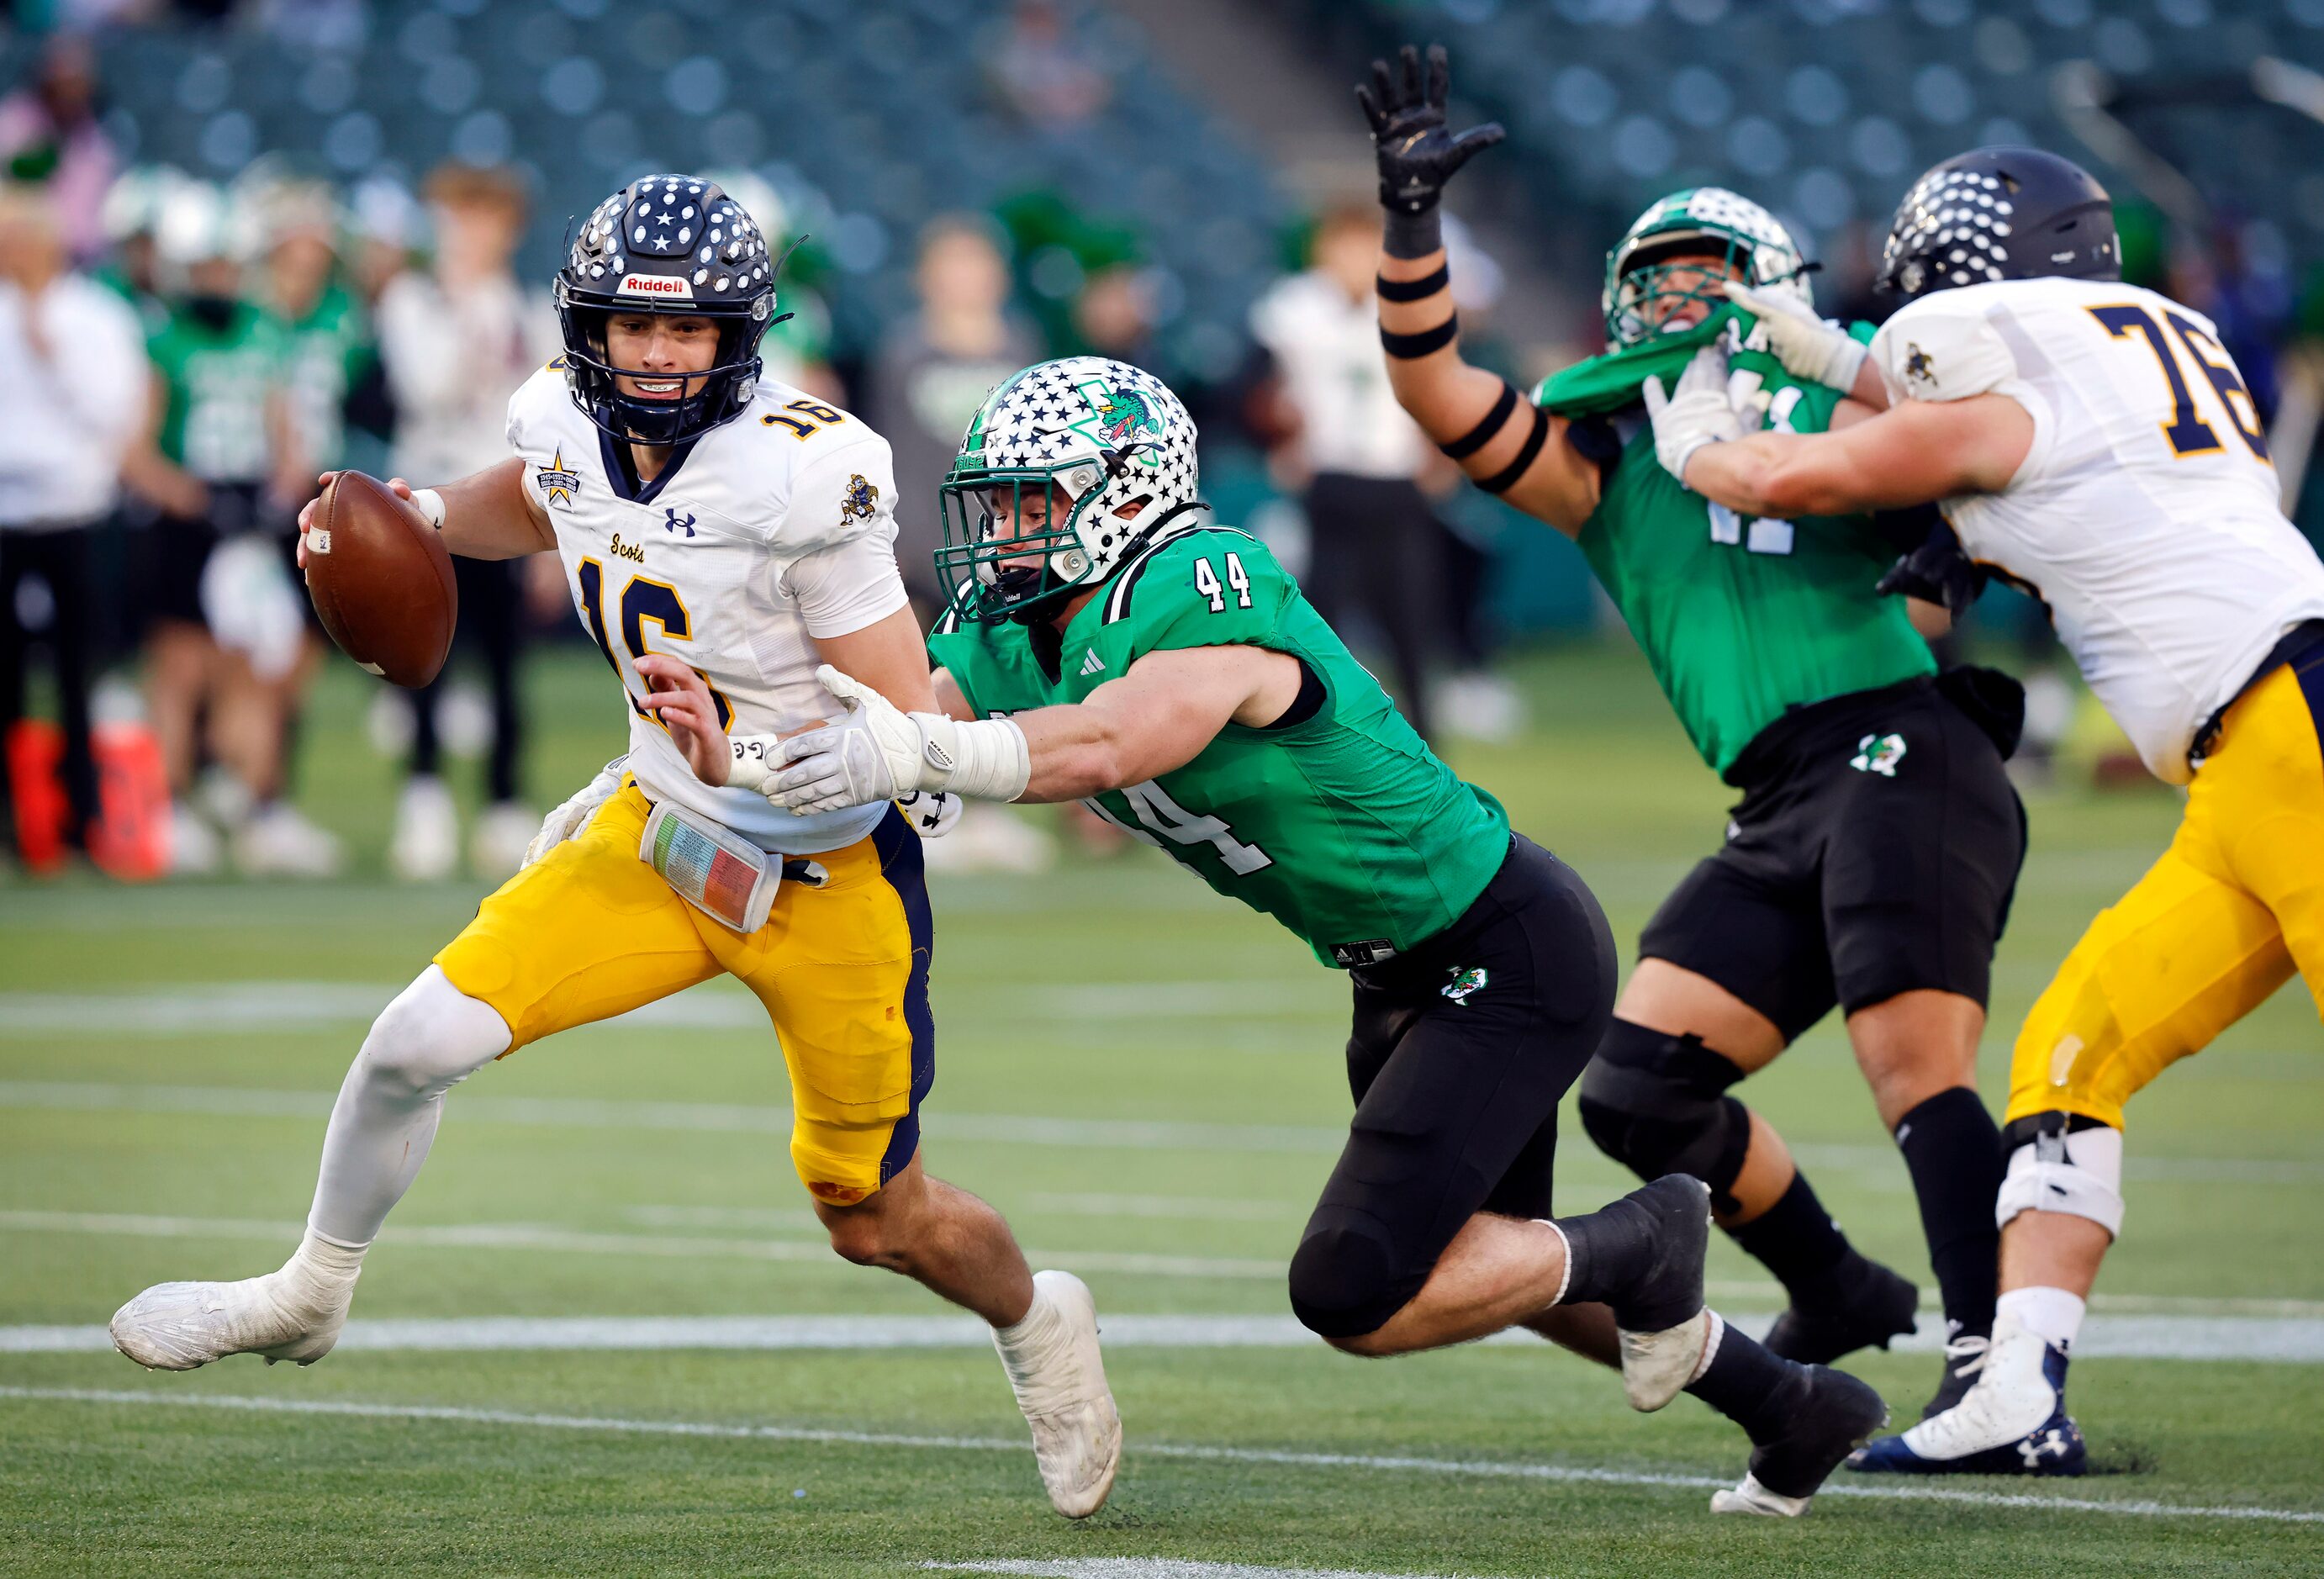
[783,525,911,638]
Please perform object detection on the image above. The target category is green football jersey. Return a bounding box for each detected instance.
[148,300,286,484]
[1570,335,1935,779]
[928,526,1512,969]
[268,284,370,473]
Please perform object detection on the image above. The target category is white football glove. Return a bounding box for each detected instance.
[1722,281,1868,393]
[895,789,963,837]
[751,665,1030,816]
[522,755,626,868]
[1642,345,1744,488]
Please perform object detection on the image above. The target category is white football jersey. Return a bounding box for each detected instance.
[506,363,909,851]
[1872,277,2324,784]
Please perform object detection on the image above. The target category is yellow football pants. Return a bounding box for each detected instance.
[435,783,932,1204]
[2006,658,2324,1132]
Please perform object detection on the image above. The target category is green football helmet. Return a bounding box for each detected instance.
[1602,187,1810,350]
[936,356,1202,626]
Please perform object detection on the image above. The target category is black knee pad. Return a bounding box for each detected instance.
[1287,1207,1427,1340]
[1577,1021,1755,1212]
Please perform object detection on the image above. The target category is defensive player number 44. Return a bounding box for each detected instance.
[1194,552,1253,614]
[1084,779,1273,874]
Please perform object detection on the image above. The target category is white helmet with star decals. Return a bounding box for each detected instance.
[935,356,1203,625]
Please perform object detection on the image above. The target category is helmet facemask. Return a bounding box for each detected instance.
[933,356,1202,626]
[1602,187,1811,351]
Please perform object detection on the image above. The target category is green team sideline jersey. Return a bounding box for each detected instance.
[147,299,286,484]
[1556,326,1935,780]
[929,526,1511,968]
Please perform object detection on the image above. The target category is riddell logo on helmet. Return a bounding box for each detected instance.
[615,273,695,300]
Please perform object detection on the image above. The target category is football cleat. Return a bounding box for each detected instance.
[1711,1361,1888,1516]
[110,1257,354,1371]
[1762,1252,1921,1366]
[991,1270,1122,1518]
[1917,1328,1992,1421]
[1608,1175,1713,1412]
[1847,1313,2086,1476]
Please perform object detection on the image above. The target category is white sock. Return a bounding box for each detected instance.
[1998,1286,2087,1350]
[994,1281,1059,1350]
[308,966,510,1244]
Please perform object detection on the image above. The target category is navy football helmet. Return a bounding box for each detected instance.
[554,173,781,445]
[1878,147,2120,300]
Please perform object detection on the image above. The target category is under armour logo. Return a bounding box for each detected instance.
[663,508,696,537]
[2019,1428,2069,1467]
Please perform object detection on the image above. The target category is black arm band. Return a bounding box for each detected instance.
[1476,403,1550,494]
[1376,265,1450,304]
[1379,314,1458,360]
[1439,381,1519,461]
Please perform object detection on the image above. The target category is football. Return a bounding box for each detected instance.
[300,471,457,689]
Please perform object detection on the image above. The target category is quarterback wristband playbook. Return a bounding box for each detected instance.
[640,800,779,934]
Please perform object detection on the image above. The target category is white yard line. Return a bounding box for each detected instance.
[7,1209,2321,1333]
[0,1385,2316,1525]
[927,1563,1462,1579]
[8,1075,2316,1182]
[8,1305,2324,1361]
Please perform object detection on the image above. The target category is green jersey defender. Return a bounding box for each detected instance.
[755,350,1887,1516]
[1362,41,2025,1469]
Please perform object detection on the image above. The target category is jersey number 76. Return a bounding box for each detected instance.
[2087,304,2269,463]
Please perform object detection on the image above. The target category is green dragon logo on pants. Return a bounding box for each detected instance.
[1441,966,1487,1005]
[1851,732,1908,777]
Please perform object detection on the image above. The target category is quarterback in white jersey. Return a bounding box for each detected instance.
[1653,146,2324,1478]
[108,173,1120,1520]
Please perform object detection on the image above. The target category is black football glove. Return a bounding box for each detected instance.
[1357,43,1506,215]
[1876,522,1987,621]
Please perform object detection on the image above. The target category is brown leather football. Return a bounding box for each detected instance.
[301,472,457,689]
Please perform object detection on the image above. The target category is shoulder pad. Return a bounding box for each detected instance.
[1872,295,2018,404]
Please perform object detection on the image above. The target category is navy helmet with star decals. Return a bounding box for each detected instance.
[1877,146,2119,301]
[554,173,782,445]
[935,356,1204,626]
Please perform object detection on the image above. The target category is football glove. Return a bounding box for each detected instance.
[1877,523,1988,620]
[896,790,963,838]
[1722,282,1868,393]
[522,755,626,869]
[759,665,1030,815]
[1358,44,1505,214]
[1642,346,1745,488]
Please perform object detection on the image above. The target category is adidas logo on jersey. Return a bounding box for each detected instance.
[1080,650,1105,676]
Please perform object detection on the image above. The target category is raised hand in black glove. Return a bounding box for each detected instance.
[1357,43,1505,219]
[1876,520,1988,621]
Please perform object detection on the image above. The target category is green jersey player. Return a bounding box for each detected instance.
[1360,45,2027,1438]
[691,353,1887,1517]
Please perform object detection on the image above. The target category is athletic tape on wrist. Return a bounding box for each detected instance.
[1376,266,1450,304]
[408,487,446,531]
[1440,381,1519,461]
[1476,403,1550,494]
[1380,314,1458,360]
[937,715,1031,802]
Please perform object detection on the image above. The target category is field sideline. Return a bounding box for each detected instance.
[3,643,2319,1577]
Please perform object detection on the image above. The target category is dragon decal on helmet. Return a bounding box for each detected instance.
[1603,187,1810,350]
[936,356,1203,626]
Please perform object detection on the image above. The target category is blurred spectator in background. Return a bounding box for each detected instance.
[869,214,1038,613]
[375,161,556,882]
[93,164,172,331]
[1071,261,1156,369]
[0,182,145,863]
[707,169,846,408]
[1249,201,1441,742]
[987,0,1110,132]
[0,36,114,267]
[126,179,339,875]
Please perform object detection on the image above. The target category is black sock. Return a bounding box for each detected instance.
[1683,1316,1793,1443]
[1553,1195,1648,1308]
[1728,1171,1851,1303]
[1894,1087,2004,1340]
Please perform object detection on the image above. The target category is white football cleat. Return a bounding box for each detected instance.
[111,1245,357,1371]
[234,802,345,879]
[991,1269,1122,1518]
[167,801,222,876]
[389,775,458,882]
[1709,1471,1810,1518]
[469,800,539,881]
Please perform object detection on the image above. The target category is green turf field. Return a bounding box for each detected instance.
[3,643,2319,1577]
